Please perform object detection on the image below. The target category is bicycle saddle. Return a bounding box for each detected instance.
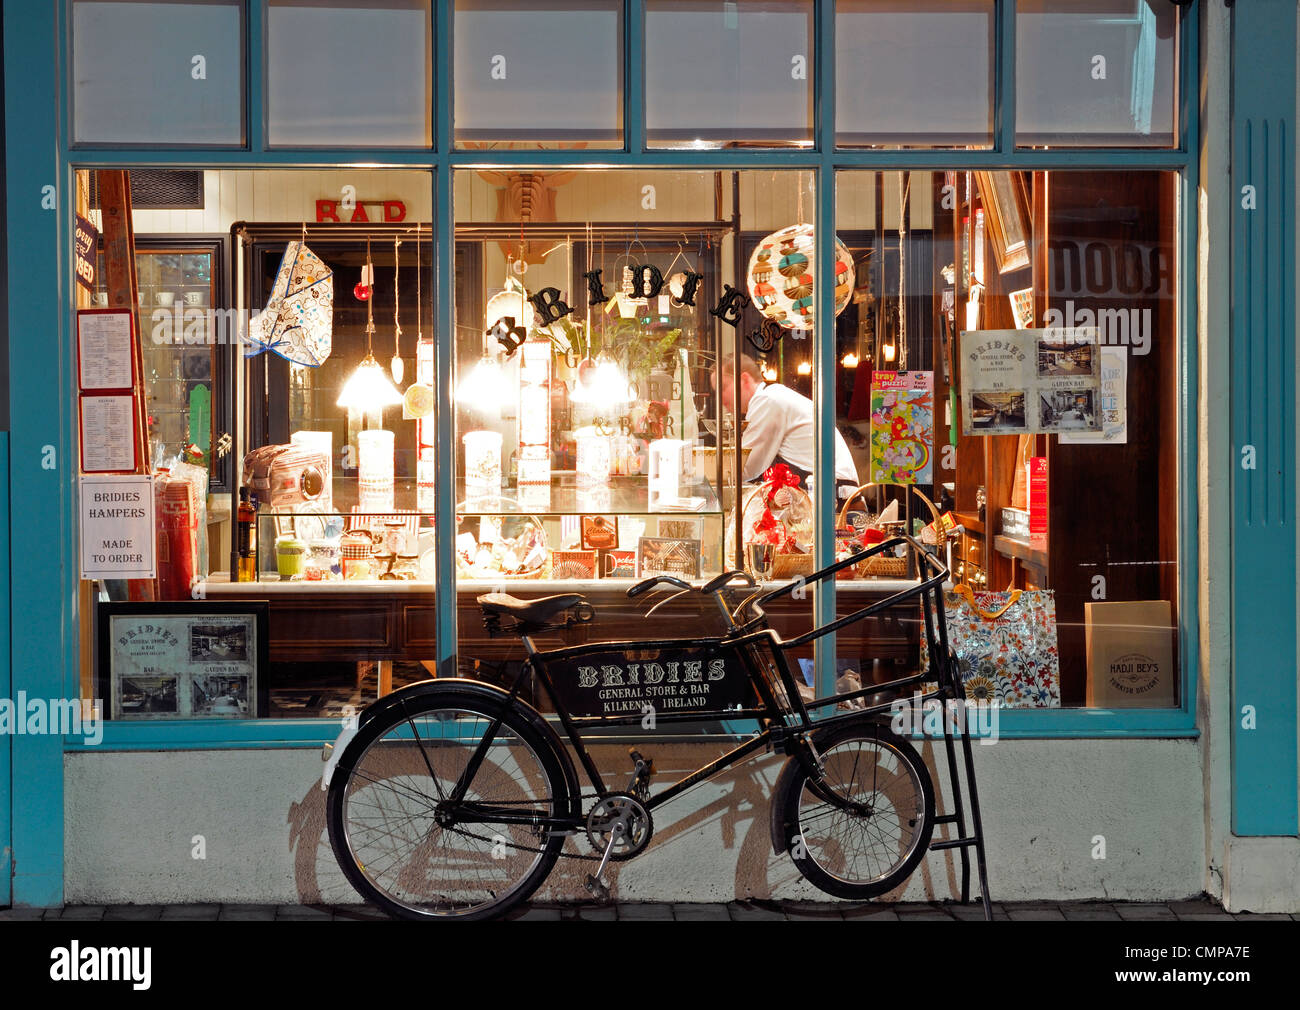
[477,593,586,626]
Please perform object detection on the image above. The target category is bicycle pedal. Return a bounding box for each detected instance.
[584,874,610,901]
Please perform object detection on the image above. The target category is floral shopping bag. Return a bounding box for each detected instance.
[921,587,1060,707]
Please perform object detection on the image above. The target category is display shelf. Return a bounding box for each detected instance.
[455,475,722,517]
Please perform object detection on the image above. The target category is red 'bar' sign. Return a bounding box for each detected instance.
[315,199,407,223]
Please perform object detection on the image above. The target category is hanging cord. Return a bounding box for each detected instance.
[415,223,423,342]
[898,173,911,368]
[364,237,375,355]
[393,235,402,353]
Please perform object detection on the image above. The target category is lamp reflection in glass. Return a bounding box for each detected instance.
[455,355,509,413]
[841,352,859,369]
[796,361,812,376]
[882,342,897,363]
[569,359,633,407]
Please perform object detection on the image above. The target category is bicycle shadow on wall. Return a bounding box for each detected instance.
[284,734,972,910]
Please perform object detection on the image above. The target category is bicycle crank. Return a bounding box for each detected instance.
[583,792,653,898]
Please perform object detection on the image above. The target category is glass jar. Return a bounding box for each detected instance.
[275,536,307,580]
[306,538,340,581]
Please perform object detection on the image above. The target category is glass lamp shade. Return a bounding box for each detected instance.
[569,359,633,407]
[337,354,403,410]
[485,286,535,332]
[746,224,855,330]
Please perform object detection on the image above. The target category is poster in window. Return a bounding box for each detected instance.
[960,328,1101,436]
[869,371,933,485]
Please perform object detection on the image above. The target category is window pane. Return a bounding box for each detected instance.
[1016,0,1178,147]
[453,169,831,704]
[836,0,994,149]
[454,0,623,147]
[645,0,813,149]
[71,1,243,145]
[266,0,432,148]
[834,169,1180,709]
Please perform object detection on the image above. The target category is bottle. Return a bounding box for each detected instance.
[237,487,257,582]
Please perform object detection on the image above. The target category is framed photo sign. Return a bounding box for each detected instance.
[98,602,269,720]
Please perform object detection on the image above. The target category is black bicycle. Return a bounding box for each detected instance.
[324,532,991,921]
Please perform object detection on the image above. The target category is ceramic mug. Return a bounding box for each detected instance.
[184,291,205,306]
[156,291,175,307]
[92,291,108,306]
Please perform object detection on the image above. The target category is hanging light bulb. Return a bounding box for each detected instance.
[882,342,897,363]
[338,353,403,410]
[338,238,402,412]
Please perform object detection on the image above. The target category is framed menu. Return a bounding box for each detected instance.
[77,309,136,390]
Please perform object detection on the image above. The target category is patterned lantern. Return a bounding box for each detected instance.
[745,224,854,330]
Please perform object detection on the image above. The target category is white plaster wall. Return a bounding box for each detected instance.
[66,738,1203,906]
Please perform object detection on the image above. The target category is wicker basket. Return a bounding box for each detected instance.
[836,484,943,578]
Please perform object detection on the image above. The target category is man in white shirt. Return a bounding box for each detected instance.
[715,353,860,499]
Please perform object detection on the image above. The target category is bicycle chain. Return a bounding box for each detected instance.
[431,790,640,863]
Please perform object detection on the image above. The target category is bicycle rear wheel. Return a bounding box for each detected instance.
[326,688,570,921]
[775,719,935,899]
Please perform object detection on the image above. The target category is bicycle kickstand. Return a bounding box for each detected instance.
[585,819,626,902]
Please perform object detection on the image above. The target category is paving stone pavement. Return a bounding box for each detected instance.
[0,896,1291,921]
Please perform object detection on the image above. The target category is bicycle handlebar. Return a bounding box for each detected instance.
[626,575,693,599]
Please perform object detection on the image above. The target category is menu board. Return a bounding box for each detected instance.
[960,328,1102,436]
[80,395,139,473]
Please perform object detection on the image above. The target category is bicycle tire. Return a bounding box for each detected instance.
[773,719,935,900]
[326,686,571,921]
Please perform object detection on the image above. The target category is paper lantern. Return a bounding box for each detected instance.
[247,241,334,366]
[746,224,854,330]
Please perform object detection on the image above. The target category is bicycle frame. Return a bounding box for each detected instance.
[449,533,960,824]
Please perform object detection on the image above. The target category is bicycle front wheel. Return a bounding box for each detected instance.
[776,719,935,899]
[326,689,570,921]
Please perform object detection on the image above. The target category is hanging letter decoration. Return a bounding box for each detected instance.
[629,263,665,300]
[583,269,610,305]
[528,287,574,326]
[488,316,528,357]
[710,284,750,328]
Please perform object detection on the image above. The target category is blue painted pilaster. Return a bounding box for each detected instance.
[1229,0,1299,835]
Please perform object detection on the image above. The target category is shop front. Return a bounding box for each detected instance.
[2,0,1297,912]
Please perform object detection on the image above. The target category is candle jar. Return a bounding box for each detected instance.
[341,531,373,579]
[358,429,395,514]
[463,430,503,498]
[575,429,612,489]
[275,536,307,580]
[306,538,340,581]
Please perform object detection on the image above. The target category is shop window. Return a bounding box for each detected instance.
[453,0,623,148]
[76,168,438,721]
[453,169,841,706]
[834,169,1180,709]
[1016,0,1179,147]
[266,0,433,148]
[643,0,814,149]
[70,0,244,146]
[835,0,995,149]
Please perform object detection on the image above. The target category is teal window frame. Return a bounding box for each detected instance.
[15,0,1199,755]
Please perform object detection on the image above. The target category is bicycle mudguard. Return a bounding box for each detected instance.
[349,677,583,820]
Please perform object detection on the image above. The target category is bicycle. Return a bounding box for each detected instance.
[323,530,992,921]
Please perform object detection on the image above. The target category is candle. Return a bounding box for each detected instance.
[463,429,503,498]
[357,429,394,513]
